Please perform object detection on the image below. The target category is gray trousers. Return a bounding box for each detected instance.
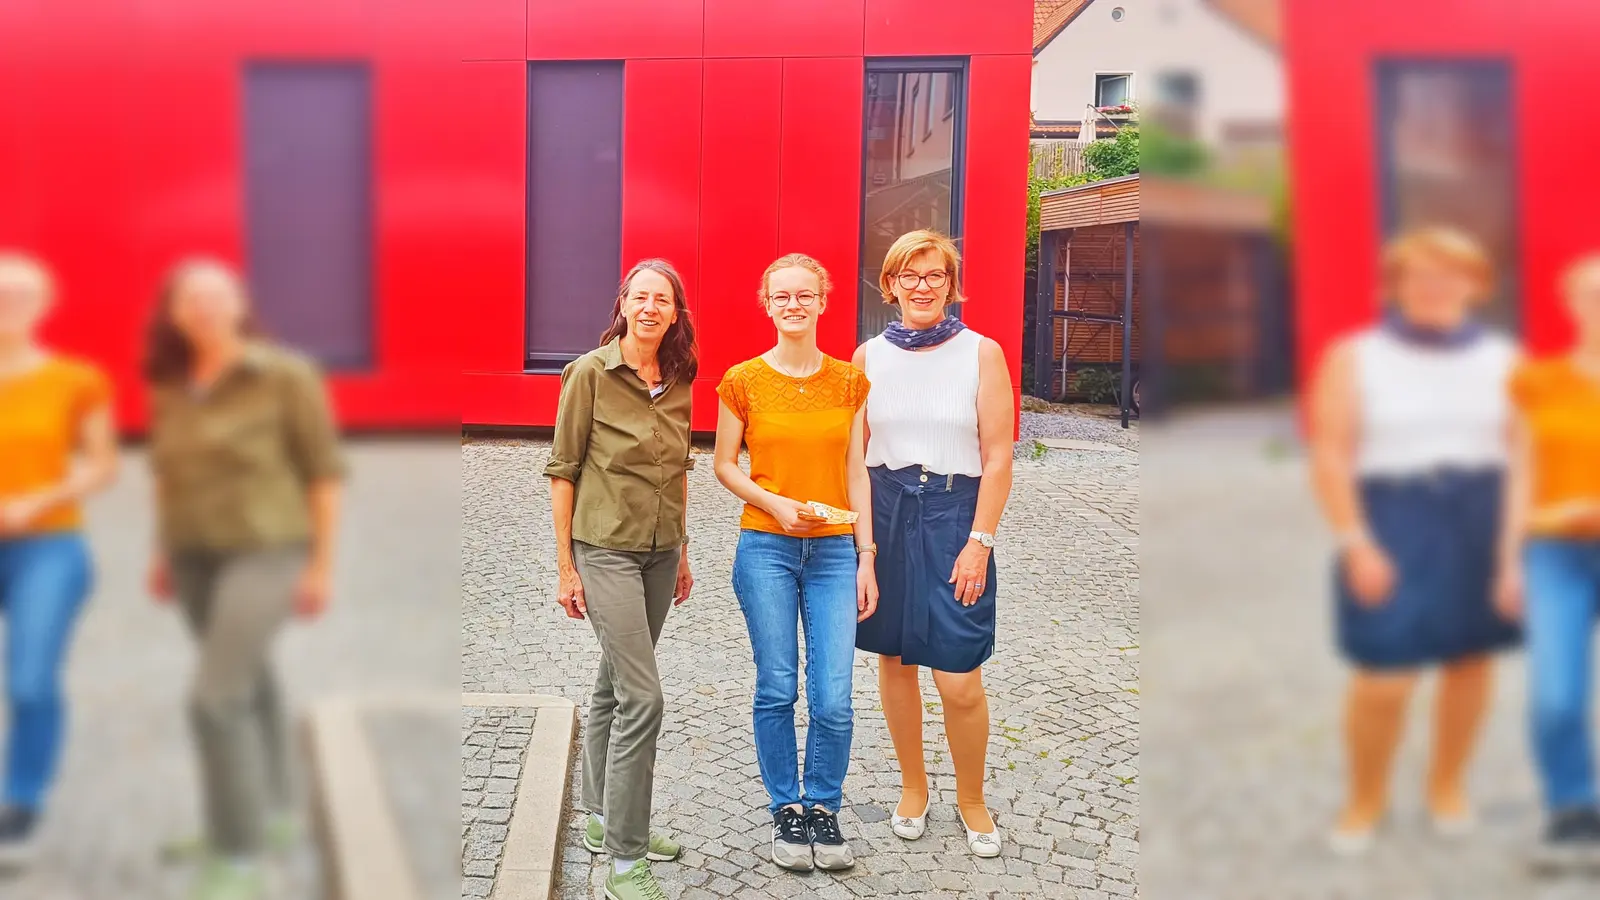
[572,541,679,859]
[170,546,304,855]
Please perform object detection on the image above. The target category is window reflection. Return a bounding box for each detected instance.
[1378,60,1517,330]
[859,68,962,340]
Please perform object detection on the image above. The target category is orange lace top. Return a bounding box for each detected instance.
[716,355,870,537]
[1510,356,1600,537]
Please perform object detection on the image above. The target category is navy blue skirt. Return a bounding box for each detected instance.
[1335,468,1521,669]
[856,465,996,673]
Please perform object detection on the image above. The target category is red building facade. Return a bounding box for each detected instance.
[458,0,1034,429]
[2,1,1030,432]
[1,0,460,431]
[1288,0,1600,377]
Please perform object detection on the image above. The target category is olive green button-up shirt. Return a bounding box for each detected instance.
[148,342,348,552]
[543,339,694,552]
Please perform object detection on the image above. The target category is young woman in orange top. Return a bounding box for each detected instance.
[1499,253,1600,859]
[713,253,876,874]
[0,252,118,859]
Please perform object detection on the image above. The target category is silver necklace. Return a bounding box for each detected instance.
[768,352,822,393]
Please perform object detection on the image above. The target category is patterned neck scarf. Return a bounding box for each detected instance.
[1382,310,1484,349]
[882,315,967,351]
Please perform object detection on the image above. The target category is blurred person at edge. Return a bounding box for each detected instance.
[1497,254,1600,867]
[545,259,695,900]
[141,259,346,900]
[0,253,118,862]
[1309,227,1520,855]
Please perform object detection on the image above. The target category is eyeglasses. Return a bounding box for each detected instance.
[769,292,820,308]
[897,270,949,290]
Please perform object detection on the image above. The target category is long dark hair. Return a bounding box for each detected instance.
[142,258,264,384]
[599,259,699,385]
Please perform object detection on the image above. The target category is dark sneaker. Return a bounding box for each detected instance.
[805,806,855,871]
[0,805,39,867]
[1531,806,1600,873]
[770,807,813,872]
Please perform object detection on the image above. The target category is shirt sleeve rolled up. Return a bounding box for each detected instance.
[544,358,596,484]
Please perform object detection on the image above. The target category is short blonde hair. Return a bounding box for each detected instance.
[1560,251,1600,296]
[758,253,833,307]
[879,229,964,305]
[1381,226,1493,296]
[0,250,55,301]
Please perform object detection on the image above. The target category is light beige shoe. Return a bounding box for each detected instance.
[958,807,1001,858]
[890,796,929,841]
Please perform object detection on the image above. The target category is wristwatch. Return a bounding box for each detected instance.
[681,534,691,547]
[969,530,995,548]
[856,543,878,556]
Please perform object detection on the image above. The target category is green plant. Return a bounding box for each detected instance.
[1140,121,1206,177]
[1073,368,1119,404]
[1082,127,1140,180]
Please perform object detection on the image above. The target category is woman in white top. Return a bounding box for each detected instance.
[1309,226,1520,853]
[851,230,1014,857]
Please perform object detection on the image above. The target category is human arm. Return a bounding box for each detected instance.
[951,338,1014,607]
[1309,338,1393,605]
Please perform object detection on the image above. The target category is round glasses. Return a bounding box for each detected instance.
[768,292,819,308]
[897,270,949,290]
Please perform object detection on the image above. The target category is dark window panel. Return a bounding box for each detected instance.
[244,62,374,371]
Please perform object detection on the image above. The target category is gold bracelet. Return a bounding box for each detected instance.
[856,543,877,556]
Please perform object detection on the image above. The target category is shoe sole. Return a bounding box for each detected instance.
[0,842,36,871]
[771,841,814,872]
[583,835,677,862]
[812,845,855,870]
[1529,844,1600,875]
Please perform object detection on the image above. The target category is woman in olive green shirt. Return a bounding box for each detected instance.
[141,259,346,900]
[544,258,697,900]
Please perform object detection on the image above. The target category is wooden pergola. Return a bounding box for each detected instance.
[1033,174,1140,427]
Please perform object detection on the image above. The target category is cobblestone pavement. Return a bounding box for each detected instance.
[1,442,460,899]
[461,707,537,898]
[1141,406,1600,900]
[462,423,1139,900]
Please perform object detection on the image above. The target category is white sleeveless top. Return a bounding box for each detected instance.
[863,328,984,476]
[1353,327,1516,477]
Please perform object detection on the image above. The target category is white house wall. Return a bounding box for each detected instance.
[1031,0,1283,145]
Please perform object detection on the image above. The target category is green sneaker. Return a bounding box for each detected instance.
[188,859,266,900]
[583,814,681,861]
[161,814,301,865]
[603,860,670,900]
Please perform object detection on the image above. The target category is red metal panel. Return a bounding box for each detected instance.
[695,58,783,431]
[1514,2,1600,353]
[451,0,524,61]
[778,57,864,361]
[961,54,1030,397]
[622,59,704,321]
[864,0,1031,57]
[527,0,703,60]
[464,373,561,426]
[456,61,529,378]
[704,0,864,58]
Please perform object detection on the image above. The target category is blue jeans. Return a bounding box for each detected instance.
[1524,538,1600,812]
[732,531,858,814]
[0,533,92,810]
